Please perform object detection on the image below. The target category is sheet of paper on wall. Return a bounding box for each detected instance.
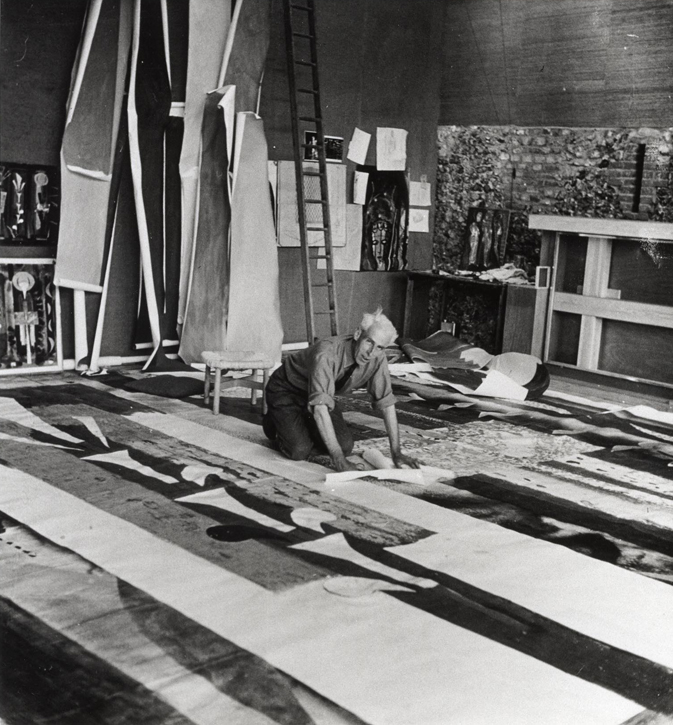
[317,204,363,271]
[347,127,371,165]
[276,160,346,247]
[353,170,369,205]
[376,127,408,171]
[410,180,432,206]
[409,208,429,233]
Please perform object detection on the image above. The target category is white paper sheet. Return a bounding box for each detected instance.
[291,533,437,588]
[317,204,363,271]
[177,487,295,533]
[353,170,368,205]
[347,127,371,165]
[326,468,425,486]
[376,127,407,171]
[408,208,429,233]
[473,368,528,401]
[409,181,431,206]
[83,450,180,484]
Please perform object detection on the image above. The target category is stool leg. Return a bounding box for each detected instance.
[262,368,269,415]
[204,365,211,405]
[213,369,222,415]
[251,369,259,406]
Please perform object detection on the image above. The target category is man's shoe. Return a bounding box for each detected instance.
[262,415,277,441]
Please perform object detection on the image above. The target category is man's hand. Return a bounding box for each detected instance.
[333,456,366,473]
[392,452,421,469]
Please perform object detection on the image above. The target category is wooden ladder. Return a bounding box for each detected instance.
[283,0,338,342]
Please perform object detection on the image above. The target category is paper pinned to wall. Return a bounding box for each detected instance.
[353,170,369,205]
[347,127,371,165]
[317,204,363,271]
[410,181,432,206]
[409,208,429,233]
[277,160,347,247]
[376,127,407,171]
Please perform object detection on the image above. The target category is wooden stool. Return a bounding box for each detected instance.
[201,351,274,415]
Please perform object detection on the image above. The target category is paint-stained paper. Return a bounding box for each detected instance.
[410,181,432,206]
[376,127,407,171]
[409,208,429,233]
[347,127,371,165]
[353,170,368,205]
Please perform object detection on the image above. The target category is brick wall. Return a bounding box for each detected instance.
[434,126,673,273]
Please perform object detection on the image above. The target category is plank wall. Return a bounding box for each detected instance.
[441,0,673,127]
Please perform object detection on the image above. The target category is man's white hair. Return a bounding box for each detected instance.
[359,306,398,346]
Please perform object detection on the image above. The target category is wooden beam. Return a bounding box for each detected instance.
[529,215,673,241]
[555,292,673,329]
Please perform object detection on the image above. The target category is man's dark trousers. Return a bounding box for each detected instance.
[263,368,354,460]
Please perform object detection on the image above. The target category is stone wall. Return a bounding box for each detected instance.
[434,126,673,273]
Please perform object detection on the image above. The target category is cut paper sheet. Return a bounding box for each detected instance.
[409,208,429,233]
[226,113,283,363]
[409,181,432,207]
[325,447,455,486]
[55,0,132,290]
[177,487,295,533]
[347,128,371,165]
[177,0,231,324]
[324,577,413,597]
[0,398,83,445]
[376,127,407,171]
[473,368,528,401]
[291,534,437,589]
[326,468,425,486]
[317,204,364,271]
[353,170,368,205]
[83,450,179,484]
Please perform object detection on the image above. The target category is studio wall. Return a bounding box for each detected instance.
[440,0,673,128]
[261,0,446,342]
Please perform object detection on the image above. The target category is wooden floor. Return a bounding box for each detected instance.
[1,367,673,724]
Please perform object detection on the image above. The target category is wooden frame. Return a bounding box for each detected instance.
[528,215,673,387]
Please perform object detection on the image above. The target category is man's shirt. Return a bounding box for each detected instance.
[281,334,395,411]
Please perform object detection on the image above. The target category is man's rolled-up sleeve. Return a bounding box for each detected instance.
[308,350,336,410]
[368,359,396,410]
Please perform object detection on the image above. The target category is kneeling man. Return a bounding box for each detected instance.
[263,307,419,472]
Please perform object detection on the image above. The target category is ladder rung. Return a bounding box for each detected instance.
[304,199,327,204]
[297,88,318,94]
[301,142,323,149]
[299,116,321,122]
[312,283,332,288]
[293,32,314,39]
[291,4,311,10]
[315,311,335,315]
[307,226,328,231]
[296,60,316,67]
[302,170,323,177]
[310,254,329,259]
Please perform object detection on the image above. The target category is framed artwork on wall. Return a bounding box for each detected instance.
[460,206,510,271]
[0,260,59,370]
[303,131,344,162]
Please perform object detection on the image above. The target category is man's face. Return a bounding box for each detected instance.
[354,323,390,366]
